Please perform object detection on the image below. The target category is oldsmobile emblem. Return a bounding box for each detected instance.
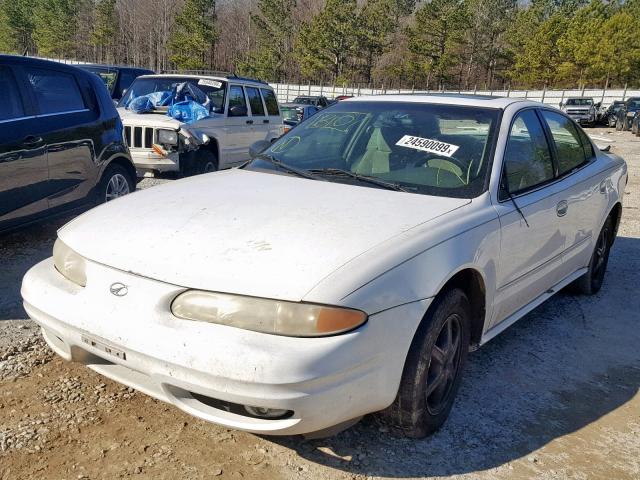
[109,282,128,297]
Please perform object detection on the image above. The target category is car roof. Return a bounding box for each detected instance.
[343,93,537,109]
[134,73,271,88]
[78,64,154,72]
[282,103,315,108]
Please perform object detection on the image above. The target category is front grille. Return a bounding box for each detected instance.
[123,125,156,149]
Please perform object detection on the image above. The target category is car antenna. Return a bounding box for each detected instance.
[508,191,529,228]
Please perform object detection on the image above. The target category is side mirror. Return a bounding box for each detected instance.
[229,105,247,117]
[249,140,271,158]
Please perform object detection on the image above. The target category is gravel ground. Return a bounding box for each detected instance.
[0,129,638,479]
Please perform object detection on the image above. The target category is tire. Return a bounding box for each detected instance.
[380,288,471,438]
[570,216,613,295]
[181,149,218,177]
[98,163,134,204]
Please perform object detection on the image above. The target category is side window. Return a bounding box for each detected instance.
[25,67,86,114]
[261,88,279,116]
[245,87,265,116]
[502,110,554,195]
[576,124,595,161]
[116,71,138,97]
[0,66,25,121]
[228,85,247,117]
[540,111,587,175]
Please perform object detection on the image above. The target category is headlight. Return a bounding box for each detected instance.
[157,129,178,146]
[53,239,87,287]
[171,291,367,337]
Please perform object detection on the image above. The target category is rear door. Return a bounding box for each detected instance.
[0,64,50,230]
[539,110,608,276]
[245,86,270,143]
[223,84,253,167]
[260,88,283,138]
[20,65,102,210]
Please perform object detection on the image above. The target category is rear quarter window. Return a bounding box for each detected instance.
[261,89,279,116]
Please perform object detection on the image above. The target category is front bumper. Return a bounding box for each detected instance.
[21,258,428,435]
[131,150,180,175]
[567,113,594,124]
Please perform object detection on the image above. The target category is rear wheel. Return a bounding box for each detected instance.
[570,216,613,295]
[98,163,134,204]
[380,288,470,438]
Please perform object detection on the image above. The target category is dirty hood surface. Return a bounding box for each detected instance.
[59,170,469,301]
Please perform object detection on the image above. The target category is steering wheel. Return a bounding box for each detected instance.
[414,156,468,173]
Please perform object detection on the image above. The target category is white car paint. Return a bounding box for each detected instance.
[119,75,284,176]
[21,95,627,436]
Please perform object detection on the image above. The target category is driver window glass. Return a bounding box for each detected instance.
[503,110,554,195]
[228,85,247,116]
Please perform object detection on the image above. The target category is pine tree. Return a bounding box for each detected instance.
[406,0,469,89]
[237,0,296,80]
[169,0,217,71]
[33,0,80,57]
[0,0,37,54]
[91,0,117,63]
[295,0,359,82]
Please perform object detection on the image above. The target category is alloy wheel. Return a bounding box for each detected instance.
[425,313,463,415]
[105,173,131,202]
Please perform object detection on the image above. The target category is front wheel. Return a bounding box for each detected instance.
[380,288,470,438]
[98,164,134,204]
[181,149,218,177]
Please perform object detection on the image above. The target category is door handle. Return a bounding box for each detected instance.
[22,135,43,147]
[556,200,568,217]
[263,119,269,124]
[246,120,254,125]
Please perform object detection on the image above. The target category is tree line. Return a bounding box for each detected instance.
[0,0,638,89]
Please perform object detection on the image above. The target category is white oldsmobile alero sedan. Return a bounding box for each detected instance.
[22,95,627,438]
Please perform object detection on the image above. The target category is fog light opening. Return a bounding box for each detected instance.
[244,405,291,419]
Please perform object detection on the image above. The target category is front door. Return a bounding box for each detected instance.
[491,109,567,326]
[0,65,50,230]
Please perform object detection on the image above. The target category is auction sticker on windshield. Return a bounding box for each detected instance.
[198,79,223,88]
[396,135,460,158]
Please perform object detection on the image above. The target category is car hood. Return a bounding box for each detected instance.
[59,170,470,302]
[118,107,183,128]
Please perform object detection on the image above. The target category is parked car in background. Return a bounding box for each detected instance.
[117,74,284,177]
[292,95,331,108]
[23,95,626,439]
[335,95,353,101]
[280,103,319,131]
[616,97,640,131]
[0,55,135,234]
[601,100,625,127]
[560,97,597,126]
[76,64,154,101]
[631,111,640,136]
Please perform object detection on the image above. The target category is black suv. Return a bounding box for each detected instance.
[76,64,154,101]
[615,97,640,131]
[0,55,136,234]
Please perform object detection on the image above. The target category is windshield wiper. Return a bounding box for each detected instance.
[255,154,321,180]
[309,168,409,192]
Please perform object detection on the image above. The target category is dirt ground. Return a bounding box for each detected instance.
[1,128,639,480]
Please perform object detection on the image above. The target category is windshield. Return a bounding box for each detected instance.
[293,97,315,105]
[80,66,117,93]
[246,101,500,198]
[118,77,227,113]
[627,99,640,109]
[566,98,593,106]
